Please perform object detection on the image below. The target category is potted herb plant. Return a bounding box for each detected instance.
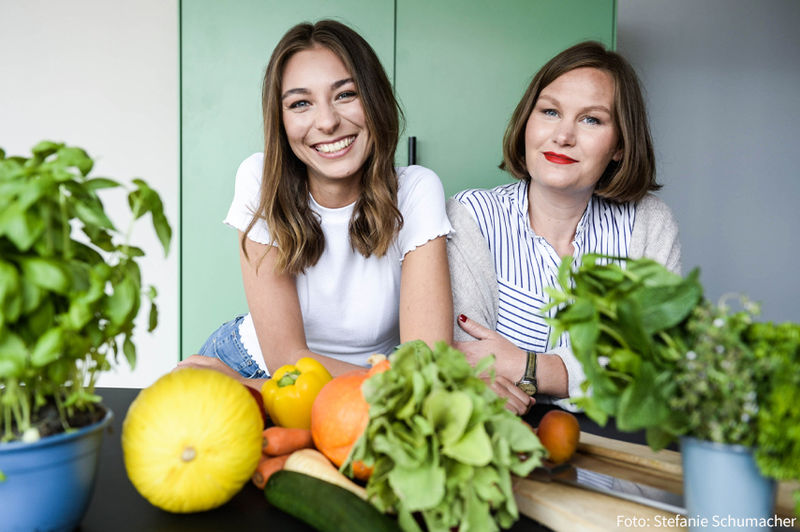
[0,141,171,531]
[544,254,799,527]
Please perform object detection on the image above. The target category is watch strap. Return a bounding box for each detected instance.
[525,350,537,382]
[516,350,538,396]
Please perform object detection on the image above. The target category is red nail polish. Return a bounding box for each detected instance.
[458,314,467,323]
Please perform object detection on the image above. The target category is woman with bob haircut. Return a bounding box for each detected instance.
[180,20,453,384]
[447,41,681,414]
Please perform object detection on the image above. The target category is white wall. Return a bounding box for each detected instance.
[0,0,179,387]
[618,0,800,322]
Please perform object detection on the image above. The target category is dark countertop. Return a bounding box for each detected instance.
[79,388,653,531]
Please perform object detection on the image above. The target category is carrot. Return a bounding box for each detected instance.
[252,454,290,489]
[262,426,314,456]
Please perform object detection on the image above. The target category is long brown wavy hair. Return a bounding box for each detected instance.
[243,20,403,274]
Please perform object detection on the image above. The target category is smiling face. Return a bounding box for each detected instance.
[281,45,371,202]
[524,67,622,198]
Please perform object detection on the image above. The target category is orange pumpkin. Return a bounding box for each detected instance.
[310,359,390,480]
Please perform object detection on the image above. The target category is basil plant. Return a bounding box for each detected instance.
[0,141,171,443]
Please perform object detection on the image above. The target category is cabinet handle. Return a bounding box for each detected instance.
[408,136,416,166]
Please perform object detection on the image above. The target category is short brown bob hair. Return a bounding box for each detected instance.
[501,41,660,202]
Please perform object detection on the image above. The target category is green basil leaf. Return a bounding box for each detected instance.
[85,177,120,191]
[152,209,172,256]
[557,255,574,290]
[645,426,676,451]
[0,157,24,180]
[0,331,27,378]
[628,258,683,286]
[0,261,22,326]
[586,265,625,285]
[555,297,595,324]
[105,276,138,326]
[18,257,70,294]
[615,299,652,354]
[31,140,62,159]
[30,327,64,367]
[81,223,116,252]
[0,206,46,251]
[66,301,93,330]
[25,300,56,339]
[632,277,703,334]
[119,245,145,258]
[123,334,136,369]
[608,348,642,375]
[616,362,668,431]
[565,320,599,361]
[56,146,93,176]
[19,277,44,315]
[73,197,115,231]
[144,300,157,332]
[128,178,161,220]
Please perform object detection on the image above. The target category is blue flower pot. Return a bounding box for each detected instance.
[0,407,113,532]
[681,436,776,531]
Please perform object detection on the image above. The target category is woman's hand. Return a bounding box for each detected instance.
[176,354,241,376]
[454,315,533,415]
[484,374,534,415]
[176,355,266,390]
[456,314,570,399]
[454,315,527,382]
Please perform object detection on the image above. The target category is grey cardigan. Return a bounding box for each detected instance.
[447,193,682,407]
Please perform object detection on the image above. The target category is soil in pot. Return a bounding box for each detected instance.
[7,400,107,442]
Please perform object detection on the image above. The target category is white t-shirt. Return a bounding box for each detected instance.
[223,153,452,374]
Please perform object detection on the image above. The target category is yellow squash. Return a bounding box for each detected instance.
[261,357,332,429]
[122,368,263,513]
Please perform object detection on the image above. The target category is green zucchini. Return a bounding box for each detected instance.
[264,470,401,532]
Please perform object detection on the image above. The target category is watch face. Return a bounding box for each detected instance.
[517,380,537,396]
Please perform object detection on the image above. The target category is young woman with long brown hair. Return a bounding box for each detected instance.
[181,20,453,384]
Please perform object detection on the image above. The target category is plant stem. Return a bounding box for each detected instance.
[19,383,31,434]
[54,393,71,432]
[58,185,72,259]
[124,193,144,247]
[2,404,10,441]
[598,323,630,351]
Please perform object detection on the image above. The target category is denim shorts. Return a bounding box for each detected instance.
[197,315,269,379]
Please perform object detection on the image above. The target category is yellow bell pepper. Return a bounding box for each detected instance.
[261,357,332,429]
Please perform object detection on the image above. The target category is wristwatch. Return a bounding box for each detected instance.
[516,351,538,396]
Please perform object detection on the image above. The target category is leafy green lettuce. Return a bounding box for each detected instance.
[345,340,545,532]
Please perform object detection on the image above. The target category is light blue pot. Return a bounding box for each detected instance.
[681,436,776,532]
[0,408,113,532]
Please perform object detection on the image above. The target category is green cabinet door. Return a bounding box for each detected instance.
[180,2,394,356]
[395,0,616,196]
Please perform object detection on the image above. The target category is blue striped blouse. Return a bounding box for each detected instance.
[454,180,635,353]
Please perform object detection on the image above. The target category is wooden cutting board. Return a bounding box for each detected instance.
[512,432,798,531]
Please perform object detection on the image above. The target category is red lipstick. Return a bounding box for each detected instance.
[543,152,577,164]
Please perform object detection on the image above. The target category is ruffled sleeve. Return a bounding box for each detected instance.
[395,166,453,259]
[223,152,273,245]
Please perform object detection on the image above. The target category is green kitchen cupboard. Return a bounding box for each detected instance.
[395,0,615,195]
[180,0,615,356]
